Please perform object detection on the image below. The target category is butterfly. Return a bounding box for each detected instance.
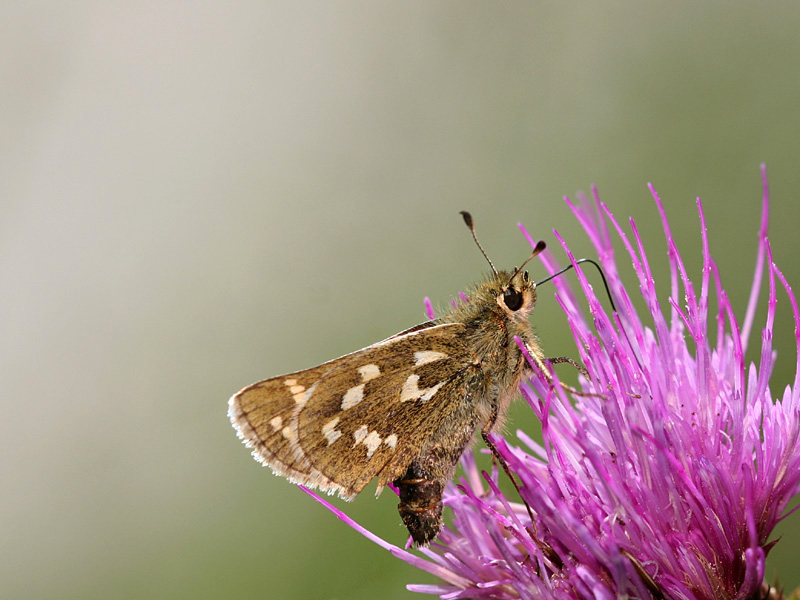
[228,212,586,545]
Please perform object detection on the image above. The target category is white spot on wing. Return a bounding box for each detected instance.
[420,382,445,401]
[352,425,383,458]
[400,375,421,402]
[283,378,298,387]
[353,425,368,445]
[358,364,381,382]
[363,431,382,458]
[281,426,296,441]
[270,416,283,431]
[322,417,342,445]
[293,383,315,407]
[413,350,448,366]
[384,433,398,449]
[341,384,365,410]
[400,374,446,402]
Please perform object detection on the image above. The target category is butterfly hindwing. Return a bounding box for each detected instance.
[229,322,474,499]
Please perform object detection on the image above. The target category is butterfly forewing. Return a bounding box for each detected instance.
[230,369,326,489]
[229,322,473,500]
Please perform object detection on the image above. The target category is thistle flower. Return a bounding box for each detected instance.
[306,166,800,600]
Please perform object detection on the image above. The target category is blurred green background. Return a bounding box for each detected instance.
[3,2,800,599]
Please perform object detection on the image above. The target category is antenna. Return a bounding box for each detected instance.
[506,240,547,286]
[460,211,497,275]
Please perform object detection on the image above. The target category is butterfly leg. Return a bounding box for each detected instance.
[480,405,537,530]
[546,355,589,379]
[528,346,604,398]
[481,406,564,565]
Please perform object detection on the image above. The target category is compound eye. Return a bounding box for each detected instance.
[503,287,524,311]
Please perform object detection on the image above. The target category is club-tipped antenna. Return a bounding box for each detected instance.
[506,240,547,286]
[535,258,618,314]
[460,211,497,275]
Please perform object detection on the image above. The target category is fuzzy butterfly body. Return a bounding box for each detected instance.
[229,214,549,545]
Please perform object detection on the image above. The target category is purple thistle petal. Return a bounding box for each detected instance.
[425,297,436,320]
[298,486,473,589]
[320,169,800,600]
[407,584,455,594]
[741,164,771,351]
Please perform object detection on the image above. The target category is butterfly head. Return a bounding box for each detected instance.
[460,210,546,322]
[496,268,537,318]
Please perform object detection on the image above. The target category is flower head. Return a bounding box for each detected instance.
[307,166,800,600]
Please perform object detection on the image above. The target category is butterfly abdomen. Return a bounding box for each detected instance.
[395,461,445,546]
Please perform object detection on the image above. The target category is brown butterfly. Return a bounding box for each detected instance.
[228,212,583,545]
